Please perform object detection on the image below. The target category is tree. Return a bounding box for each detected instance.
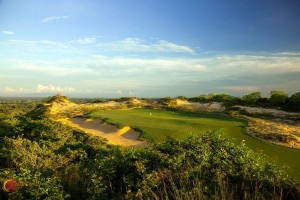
[176,96,186,100]
[242,92,261,104]
[269,90,288,107]
[207,93,232,102]
[287,92,300,111]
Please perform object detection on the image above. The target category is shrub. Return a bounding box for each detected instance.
[269,90,288,107]
[87,130,300,199]
[286,92,300,111]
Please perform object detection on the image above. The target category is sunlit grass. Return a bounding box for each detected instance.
[89,108,244,142]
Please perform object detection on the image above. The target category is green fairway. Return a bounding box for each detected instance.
[89,108,300,178]
[89,108,244,141]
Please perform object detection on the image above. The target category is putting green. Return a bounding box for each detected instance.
[89,108,300,178]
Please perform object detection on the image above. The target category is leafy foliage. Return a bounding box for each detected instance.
[242,92,262,104]
[188,90,300,112]
[286,92,300,111]
[269,90,289,107]
[189,93,235,103]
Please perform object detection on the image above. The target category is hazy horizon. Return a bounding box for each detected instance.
[1,0,300,98]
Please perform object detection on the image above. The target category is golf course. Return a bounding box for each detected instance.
[89,108,300,178]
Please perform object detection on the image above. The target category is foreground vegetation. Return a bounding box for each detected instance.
[0,102,299,199]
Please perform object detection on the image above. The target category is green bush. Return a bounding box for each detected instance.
[269,90,288,107]
[87,130,300,199]
[286,92,300,111]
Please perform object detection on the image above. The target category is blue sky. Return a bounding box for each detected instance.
[0,0,300,97]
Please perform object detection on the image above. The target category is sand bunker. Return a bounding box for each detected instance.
[59,118,148,147]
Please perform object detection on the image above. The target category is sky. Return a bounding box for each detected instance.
[0,0,300,98]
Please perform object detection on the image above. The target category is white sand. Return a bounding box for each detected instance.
[235,106,300,118]
[59,118,148,147]
[175,99,225,112]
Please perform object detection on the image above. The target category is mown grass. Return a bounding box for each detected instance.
[89,108,300,179]
[89,108,245,142]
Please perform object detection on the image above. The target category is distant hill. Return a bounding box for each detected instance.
[27,94,76,119]
[45,94,73,104]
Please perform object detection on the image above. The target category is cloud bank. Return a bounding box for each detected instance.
[98,38,195,54]
[4,85,76,94]
[1,37,299,97]
[36,84,76,93]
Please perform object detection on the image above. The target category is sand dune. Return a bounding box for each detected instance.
[59,118,148,147]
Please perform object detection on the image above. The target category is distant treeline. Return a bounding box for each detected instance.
[187,90,300,111]
[1,90,299,112]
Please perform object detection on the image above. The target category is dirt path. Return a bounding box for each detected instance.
[59,118,148,147]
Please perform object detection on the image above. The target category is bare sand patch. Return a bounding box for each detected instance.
[235,106,300,119]
[191,102,225,111]
[174,100,225,112]
[59,118,148,147]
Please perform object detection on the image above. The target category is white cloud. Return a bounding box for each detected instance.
[155,40,195,53]
[83,53,300,76]
[36,84,76,93]
[1,56,206,77]
[3,85,76,94]
[1,50,300,96]
[82,55,207,74]
[2,31,15,35]
[41,15,70,23]
[84,89,122,95]
[116,89,122,94]
[129,91,137,96]
[2,52,300,79]
[207,54,300,75]
[0,39,84,54]
[10,59,92,76]
[82,79,143,91]
[273,52,300,56]
[69,37,98,44]
[4,87,32,93]
[98,38,195,54]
